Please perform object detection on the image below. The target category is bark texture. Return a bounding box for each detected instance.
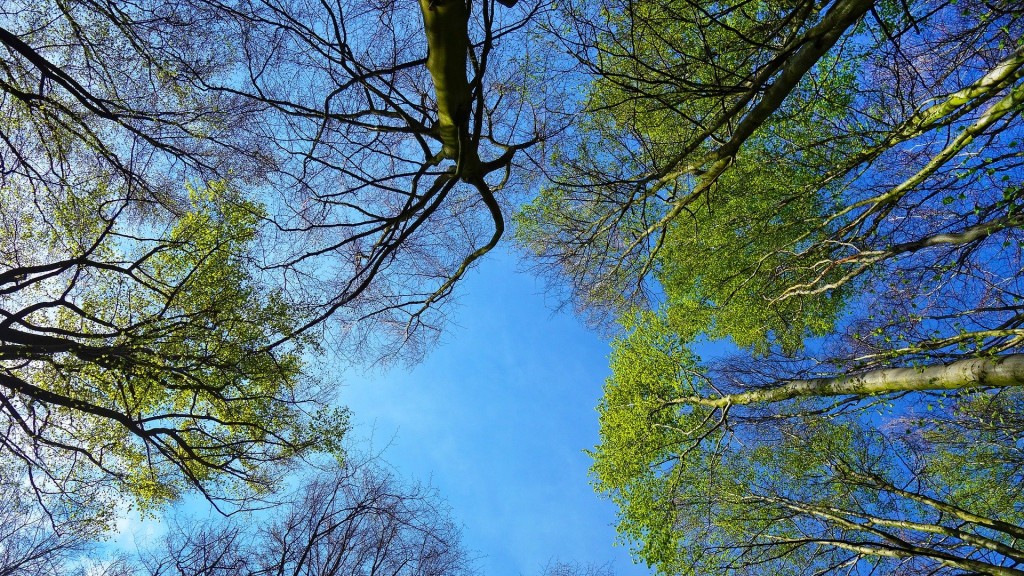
[419,0,481,177]
[672,354,1024,408]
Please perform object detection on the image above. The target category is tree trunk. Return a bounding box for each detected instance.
[419,0,481,177]
[671,354,1024,408]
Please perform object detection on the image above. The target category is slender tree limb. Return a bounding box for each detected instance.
[668,354,1024,408]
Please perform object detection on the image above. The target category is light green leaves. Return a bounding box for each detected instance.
[2,181,346,515]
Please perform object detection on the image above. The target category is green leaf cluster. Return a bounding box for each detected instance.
[657,147,849,353]
[594,322,1024,573]
[6,182,347,512]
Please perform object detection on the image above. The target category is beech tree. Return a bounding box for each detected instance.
[518,0,1023,370]
[514,0,1024,573]
[1,0,551,514]
[592,313,1024,575]
[1,180,348,512]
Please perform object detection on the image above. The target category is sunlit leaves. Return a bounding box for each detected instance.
[593,327,1024,573]
[1,181,346,515]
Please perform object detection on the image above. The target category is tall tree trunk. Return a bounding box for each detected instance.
[670,354,1024,408]
[419,0,481,177]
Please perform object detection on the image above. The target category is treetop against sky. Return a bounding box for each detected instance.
[0,0,553,513]
[2,1,1024,575]
[517,0,1024,573]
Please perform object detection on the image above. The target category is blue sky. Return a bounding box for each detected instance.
[340,246,650,576]
[109,246,651,576]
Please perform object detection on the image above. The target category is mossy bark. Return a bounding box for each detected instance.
[418,0,481,178]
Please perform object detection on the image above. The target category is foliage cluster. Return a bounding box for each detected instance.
[515,0,1024,573]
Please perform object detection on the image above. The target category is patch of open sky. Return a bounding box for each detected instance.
[336,246,652,576]
[106,245,652,576]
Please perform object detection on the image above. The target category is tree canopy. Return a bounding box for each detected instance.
[5,0,1024,571]
[1,178,347,512]
[1,0,551,515]
[514,0,1024,573]
[592,313,1024,574]
[0,458,473,576]
[0,469,112,576]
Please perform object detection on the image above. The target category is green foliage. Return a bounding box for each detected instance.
[2,181,347,514]
[517,0,868,337]
[657,146,849,353]
[590,311,713,571]
[593,314,845,573]
[561,1,1024,571]
[593,325,1024,573]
